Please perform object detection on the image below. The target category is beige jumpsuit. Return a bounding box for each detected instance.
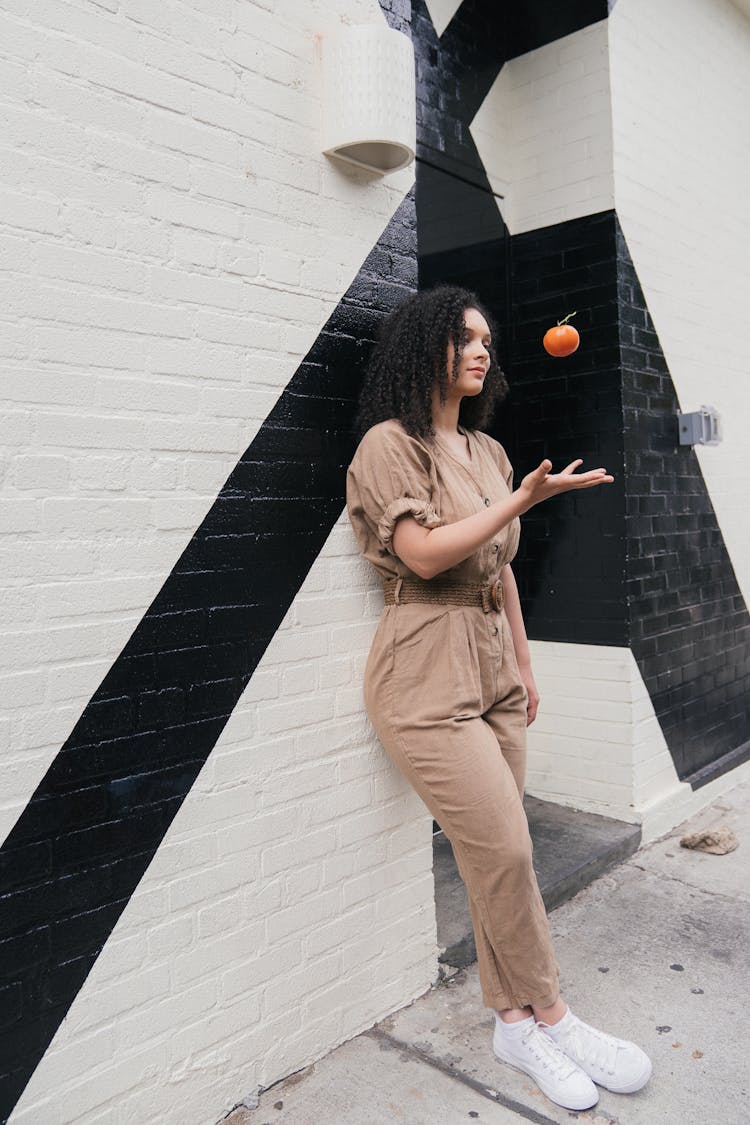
[346,418,562,1011]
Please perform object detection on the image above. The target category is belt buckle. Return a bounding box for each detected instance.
[490,578,503,612]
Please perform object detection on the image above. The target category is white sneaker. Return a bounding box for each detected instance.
[492,1015,599,1111]
[538,1010,652,1094]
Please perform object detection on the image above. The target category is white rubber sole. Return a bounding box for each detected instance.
[492,1042,600,1111]
[596,1056,653,1094]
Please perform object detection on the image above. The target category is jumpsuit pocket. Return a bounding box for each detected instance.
[501,611,529,706]
[448,611,484,719]
[389,607,486,724]
[390,607,454,724]
[391,607,483,720]
[392,604,449,650]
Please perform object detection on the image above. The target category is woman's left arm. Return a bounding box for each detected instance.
[501,563,539,725]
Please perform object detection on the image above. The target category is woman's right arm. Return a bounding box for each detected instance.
[393,457,614,580]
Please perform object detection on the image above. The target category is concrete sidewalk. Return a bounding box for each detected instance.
[229,780,750,1125]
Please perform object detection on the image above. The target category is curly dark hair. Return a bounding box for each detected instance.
[353,285,510,442]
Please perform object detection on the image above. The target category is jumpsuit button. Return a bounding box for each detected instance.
[483,497,490,506]
[492,543,499,552]
[492,625,499,636]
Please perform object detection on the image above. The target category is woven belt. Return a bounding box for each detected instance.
[383,576,504,614]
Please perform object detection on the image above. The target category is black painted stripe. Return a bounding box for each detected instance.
[616,219,750,783]
[418,0,610,136]
[496,207,750,783]
[413,0,623,644]
[413,0,750,784]
[501,209,626,646]
[0,192,416,1121]
[503,0,609,61]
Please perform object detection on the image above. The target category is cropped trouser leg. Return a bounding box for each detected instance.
[373,710,560,1010]
[365,621,561,1011]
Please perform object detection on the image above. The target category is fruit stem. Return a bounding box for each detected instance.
[557,311,577,326]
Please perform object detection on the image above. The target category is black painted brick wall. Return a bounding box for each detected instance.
[6,0,747,1113]
[0,206,419,1121]
[617,220,750,780]
[498,211,626,645]
[411,0,626,647]
[412,0,749,674]
[378,0,411,35]
[0,0,417,1102]
[412,0,509,335]
[411,0,749,786]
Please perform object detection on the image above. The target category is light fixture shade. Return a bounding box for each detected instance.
[322,24,416,175]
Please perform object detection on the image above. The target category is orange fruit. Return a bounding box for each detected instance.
[543,311,580,357]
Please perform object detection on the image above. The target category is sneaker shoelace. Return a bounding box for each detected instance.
[551,1017,621,1077]
[517,1020,579,1079]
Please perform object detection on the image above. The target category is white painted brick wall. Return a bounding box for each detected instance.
[471,3,750,837]
[523,583,748,836]
[610,0,750,609]
[0,0,416,835]
[10,2,746,1118]
[470,18,614,235]
[524,640,636,820]
[1,2,431,1124]
[526,637,750,845]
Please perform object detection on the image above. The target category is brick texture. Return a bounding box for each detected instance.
[0,1,423,1123]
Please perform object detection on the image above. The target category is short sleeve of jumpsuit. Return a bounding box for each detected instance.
[345,418,562,1013]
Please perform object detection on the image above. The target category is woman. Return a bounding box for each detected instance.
[345,285,652,1112]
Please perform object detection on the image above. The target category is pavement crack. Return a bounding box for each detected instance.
[624,860,746,904]
[364,1026,560,1125]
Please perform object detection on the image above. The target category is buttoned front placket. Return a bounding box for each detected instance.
[433,435,508,642]
[433,433,499,572]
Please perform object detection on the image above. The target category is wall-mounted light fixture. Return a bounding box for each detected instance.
[677,404,723,446]
[321,24,416,176]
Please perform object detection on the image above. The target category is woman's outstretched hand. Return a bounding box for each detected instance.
[518,458,614,511]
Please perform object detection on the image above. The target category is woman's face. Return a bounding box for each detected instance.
[444,307,492,399]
